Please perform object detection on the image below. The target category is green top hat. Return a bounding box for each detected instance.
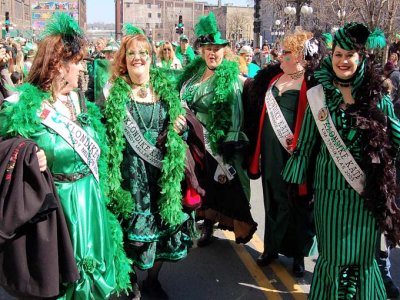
[195,12,229,46]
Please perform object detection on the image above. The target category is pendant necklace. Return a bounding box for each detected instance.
[287,69,305,80]
[132,81,149,98]
[131,91,157,145]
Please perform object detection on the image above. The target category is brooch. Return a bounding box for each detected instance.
[318,107,328,121]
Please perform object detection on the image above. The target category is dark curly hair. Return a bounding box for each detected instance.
[26,34,86,91]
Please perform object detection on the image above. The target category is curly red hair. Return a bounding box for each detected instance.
[111,34,152,82]
[26,35,86,91]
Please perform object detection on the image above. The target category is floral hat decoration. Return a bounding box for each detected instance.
[194,12,229,46]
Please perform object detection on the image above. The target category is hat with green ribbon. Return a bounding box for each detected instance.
[194,12,229,46]
[334,22,386,51]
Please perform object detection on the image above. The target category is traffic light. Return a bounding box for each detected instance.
[175,15,184,34]
[5,11,10,33]
[253,20,261,34]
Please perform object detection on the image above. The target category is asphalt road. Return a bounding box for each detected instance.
[1,179,399,299]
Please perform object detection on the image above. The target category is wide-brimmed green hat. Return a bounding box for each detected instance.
[195,12,229,46]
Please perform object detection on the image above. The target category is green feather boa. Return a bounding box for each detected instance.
[0,83,132,294]
[104,68,187,226]
[178,56,239,154]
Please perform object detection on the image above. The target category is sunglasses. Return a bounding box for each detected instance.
[163,48,172,52]
[281,50,292,55]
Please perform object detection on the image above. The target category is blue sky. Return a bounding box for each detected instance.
[87,0,250,23]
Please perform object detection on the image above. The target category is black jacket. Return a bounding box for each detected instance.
[0,137,79,298]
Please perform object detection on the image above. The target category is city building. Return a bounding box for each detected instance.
[206,3,254,47]
[121,0,206,42]
[0,0,32,38]
[31,0,87,33]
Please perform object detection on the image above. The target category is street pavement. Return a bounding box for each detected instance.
[1,179,399,299]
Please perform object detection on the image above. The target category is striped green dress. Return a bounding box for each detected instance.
[283,61,400,299]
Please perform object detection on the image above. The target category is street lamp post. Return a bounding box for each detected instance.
[337,9,346,26]
[284,0,313,28]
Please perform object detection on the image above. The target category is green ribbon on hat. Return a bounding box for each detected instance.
[194,12,228,46]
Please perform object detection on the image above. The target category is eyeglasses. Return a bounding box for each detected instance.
[163,48,172,52]
[181,40,188,43]
[126,50,149,59]
[281,50,292,55]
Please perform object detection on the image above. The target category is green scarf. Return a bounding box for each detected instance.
[0,83,132,293]
[104,68,187,226]
[178,56,239,154]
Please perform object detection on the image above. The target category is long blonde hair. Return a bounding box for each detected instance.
[158,42,175,62]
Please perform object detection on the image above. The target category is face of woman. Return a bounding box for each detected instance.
[61,60,83,90]
[126,44,151,81]
[332,46,361,80]
[162,45,173,60]
[202,45,224,69]
[279,48,299,73]
[242,53,253,65]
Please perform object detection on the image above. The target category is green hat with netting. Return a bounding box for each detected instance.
[194,12,229,46]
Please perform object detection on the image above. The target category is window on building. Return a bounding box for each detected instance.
[155,23,159,28]
[126,3,130,7]
[146,23,150,28]
[158,13,161,18]
[157,33,161,38]
[147,3,151,8]
[148,13,152,18]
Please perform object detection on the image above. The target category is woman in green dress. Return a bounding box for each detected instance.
[283,23,400,299]
[243,31,320,277]
[103,25,193,299]
[178,12,257,247]
[0,13,131,299]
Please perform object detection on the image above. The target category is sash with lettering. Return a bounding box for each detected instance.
[39,103,101,182]
[265,82,294,154]
[307,84,365,194]
[124,107,163,169]
[203,127,236,184]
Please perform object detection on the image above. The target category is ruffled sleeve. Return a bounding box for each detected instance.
[282,105,318,184]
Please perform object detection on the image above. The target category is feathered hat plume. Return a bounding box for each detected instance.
[195,12,218,37]
[123,24,145,36]
[40,12,83,40]
[366,28,387,49]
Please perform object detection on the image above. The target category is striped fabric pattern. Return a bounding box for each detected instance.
[282,66,400,298]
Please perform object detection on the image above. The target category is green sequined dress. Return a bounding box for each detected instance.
[0,88,130,300]
[121,99,192,270]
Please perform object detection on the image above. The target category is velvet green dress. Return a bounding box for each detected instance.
[261,86,315,258]
[283,78,400,299]
[181,67,257,243]
[0,88,129,300]
[121,99,192,270]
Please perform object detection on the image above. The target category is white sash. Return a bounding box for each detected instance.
[124,107,163,169]
[39,104,100,182]
[265,83,294,154]
[307,84,365,194]
[203,127,236,184]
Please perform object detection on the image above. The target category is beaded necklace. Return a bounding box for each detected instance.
[130,90,161,145]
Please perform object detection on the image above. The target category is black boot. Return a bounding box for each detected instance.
[292,256,305,278]
[197,219,214,247]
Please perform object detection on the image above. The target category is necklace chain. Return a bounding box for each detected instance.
[130,91,156,131]
[287,70,305,80]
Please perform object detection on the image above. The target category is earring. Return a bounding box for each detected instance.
[61,76,69,86]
